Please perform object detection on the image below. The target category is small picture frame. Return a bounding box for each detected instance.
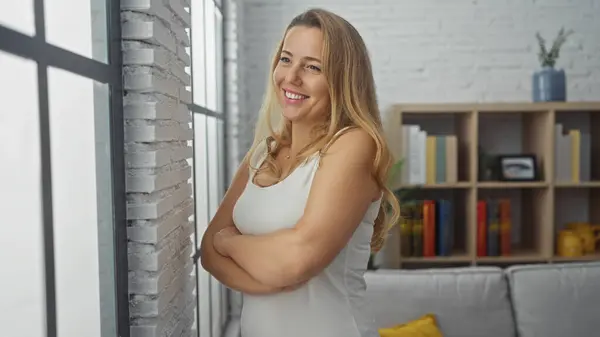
[496,154,538,181]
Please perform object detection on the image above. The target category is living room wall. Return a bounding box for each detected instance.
[225,0,600,169]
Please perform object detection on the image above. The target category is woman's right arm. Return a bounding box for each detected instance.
[199,156,283,295]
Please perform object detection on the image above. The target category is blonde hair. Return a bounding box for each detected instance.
[247,8,400,252]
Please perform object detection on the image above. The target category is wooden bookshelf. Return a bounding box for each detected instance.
[382,102,600,269]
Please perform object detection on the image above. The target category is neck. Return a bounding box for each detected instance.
[289,121,315,155]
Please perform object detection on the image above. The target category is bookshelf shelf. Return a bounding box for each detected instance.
[382,102,600,269]
[555,182,600,188]
[401,254,471,263]
[398,182,472,189]
[477,182,548,188]
[551,254,600,262]
[475,250,544,263]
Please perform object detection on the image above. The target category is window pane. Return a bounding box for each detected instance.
[0,51,46,337]
[93,82,118,337]
[192,113,210,337]
[217,119,226,198]
[44,0,108,63]
[0,0,35,36]
[216,118,228,328]
[48,67,116,337]
[207,116,220,217]
[207,117,224,336]
[204,0,217,111]
[196,270,211,337]
[193,114,210,248]
[211,276,223,337]
[191,0,207,106]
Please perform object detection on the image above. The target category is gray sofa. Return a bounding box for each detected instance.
[364,262,600,337]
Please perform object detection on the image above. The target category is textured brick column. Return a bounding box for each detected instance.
[223,0,245,324]
[121,0,196,336]
[224,0,244,175]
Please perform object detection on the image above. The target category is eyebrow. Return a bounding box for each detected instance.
[281,50,322,63]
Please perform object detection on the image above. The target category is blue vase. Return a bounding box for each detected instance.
[532,66,566,102]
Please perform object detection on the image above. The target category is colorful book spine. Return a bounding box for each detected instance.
[417,130,427,184]
[399,205,413,257]
[554,124,571,182]
[401,125,411,184]
[580,131,591,181]
[405,125,423,184]
[435,199,452,256]
[425,137,437,184]
[570,129,581,182]
[499,199,511,256]
[423,200,436,257]
[445,135,458,183]
[435,136,446,183]
[486,200,500,257]
[477,200,487,257]
[411,201,424,257]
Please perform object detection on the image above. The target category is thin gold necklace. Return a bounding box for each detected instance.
[284,147,294,160]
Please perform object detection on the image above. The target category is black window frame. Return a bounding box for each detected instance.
[0,1,129,336]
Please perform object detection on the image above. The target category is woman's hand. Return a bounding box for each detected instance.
[214,226,241,256]
[214,226,309,293]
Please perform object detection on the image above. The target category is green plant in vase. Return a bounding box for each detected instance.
[532,27,574,102]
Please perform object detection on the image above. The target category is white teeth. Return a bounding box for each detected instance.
[285,90,307,100]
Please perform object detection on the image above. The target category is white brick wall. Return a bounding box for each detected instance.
[121,0,196,336]
[226,0,600,163]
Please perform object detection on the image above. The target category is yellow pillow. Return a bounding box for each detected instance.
[378,314,443,337]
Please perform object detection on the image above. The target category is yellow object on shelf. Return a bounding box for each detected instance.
[557,229,583,257]
[566,223,600,254]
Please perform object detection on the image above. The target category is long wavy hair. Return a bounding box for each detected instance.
[247,8,400,252]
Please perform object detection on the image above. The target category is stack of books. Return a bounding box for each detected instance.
[400,125,458,185]
[399,200,454,257]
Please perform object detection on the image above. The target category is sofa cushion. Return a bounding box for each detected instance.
[364,267,516,337]
[506,262,600,337]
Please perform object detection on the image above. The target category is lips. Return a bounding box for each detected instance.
[283,89,309,101]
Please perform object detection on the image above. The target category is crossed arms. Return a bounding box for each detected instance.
[199,129,380,293]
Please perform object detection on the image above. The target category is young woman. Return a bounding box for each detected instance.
[200,8,400,337]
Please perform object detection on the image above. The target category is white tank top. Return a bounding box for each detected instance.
[232,133,381,337]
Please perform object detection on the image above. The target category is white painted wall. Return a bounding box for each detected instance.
[228,0,600,161]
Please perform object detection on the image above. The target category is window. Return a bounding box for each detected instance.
[189,0,227,337]
[0,1,128,337]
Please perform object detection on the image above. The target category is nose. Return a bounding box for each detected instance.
[284,64,302,85]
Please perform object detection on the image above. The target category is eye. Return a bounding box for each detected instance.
[307,64,321,72]
[279,56,291,63]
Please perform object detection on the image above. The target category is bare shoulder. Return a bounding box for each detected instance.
[321,127,377,166]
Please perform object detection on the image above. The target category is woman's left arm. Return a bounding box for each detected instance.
[215,129,381,288]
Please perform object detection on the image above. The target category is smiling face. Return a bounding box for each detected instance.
[273,26,330,124]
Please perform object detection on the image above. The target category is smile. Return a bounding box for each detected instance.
[284,89,309,101]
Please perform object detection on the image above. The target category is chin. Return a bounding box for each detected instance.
[281,108,306,122]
